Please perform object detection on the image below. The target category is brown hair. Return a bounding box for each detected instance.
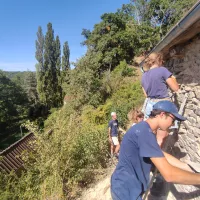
[149,109,164,118]
[133,110,144,122]
[145,53,164,68]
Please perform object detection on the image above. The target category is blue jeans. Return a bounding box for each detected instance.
[143,99,157,120]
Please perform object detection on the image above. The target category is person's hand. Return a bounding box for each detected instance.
[109,137,112,143]
[171,75,176,79]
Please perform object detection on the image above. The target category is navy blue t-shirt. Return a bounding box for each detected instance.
[141,67,172,99]
[108,120,119,137]
[111,121,164,200]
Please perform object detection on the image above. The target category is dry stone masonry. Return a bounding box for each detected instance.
[164,35,200,199]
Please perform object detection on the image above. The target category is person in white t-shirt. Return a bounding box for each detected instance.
[108,112,120,158]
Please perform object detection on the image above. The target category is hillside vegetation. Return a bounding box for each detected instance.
[0,0,197,199]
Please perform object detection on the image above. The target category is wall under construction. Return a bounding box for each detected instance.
[165,35,200,199]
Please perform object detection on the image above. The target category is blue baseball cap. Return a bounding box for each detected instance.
[153,101,186,121]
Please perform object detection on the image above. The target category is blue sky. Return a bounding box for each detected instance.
[0,0,130,71]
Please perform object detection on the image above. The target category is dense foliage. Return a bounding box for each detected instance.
[131,0,197,37]
[0,71,28,129]
[0,70,43,149]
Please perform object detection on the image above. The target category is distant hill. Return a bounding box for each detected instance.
[3,71,36,81]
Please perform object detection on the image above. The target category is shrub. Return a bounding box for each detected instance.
[113,60,135,77]
[0,70,144,200]
[0,104,110,199]
[94,81,144,128]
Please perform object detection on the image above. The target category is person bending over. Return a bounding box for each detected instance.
[111,101,199,200]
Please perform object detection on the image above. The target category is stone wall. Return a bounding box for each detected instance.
[164,35,200,199]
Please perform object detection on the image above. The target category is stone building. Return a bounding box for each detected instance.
[140,1,200,199]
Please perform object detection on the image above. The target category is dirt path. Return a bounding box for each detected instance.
[78,165,189,200]
[79,165,115,200]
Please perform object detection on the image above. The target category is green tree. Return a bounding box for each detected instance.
[150,0,196,37]
[67,5,160,108]
[63,47,109,109]
[131,0,197,38]
[12,73,24,86]
[61,41,70,84]
[24,71,38,105]
[130,0,149,24]
[55,35,63,106]
[82,12,134,73]
[81,10,159,74]
[62,41,70,72]
[0,71,28,129]
[43,23,56,108]
[36,23,63,109]
[81,29,91,45]
[61,41,70,99]
[35,26,45,103]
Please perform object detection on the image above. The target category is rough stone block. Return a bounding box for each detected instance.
[186,103,197,110]
[182,121,191,129]
[196,116,200,124]
[190,112,197,118]
[184,109,193,116]
[188,83,199,87]
[190,144,197,152]
[196,150,200,157]
[188,91,195,99]
[195,123,200,129]
[183,76,193,83]
[192,98,199,105]
[194,87,200,100]
[195,108,200,116]
[191,127,200,138]
[187,117,196,124]
[183,86,192,92]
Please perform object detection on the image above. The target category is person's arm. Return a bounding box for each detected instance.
[163,152,193,172]
[150,156,200,185]
[166,76,179,92]
[108,127,112,142]
[119,127,126,134]
[142,87,147,97]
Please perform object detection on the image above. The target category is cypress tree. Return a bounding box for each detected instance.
[36,23,69,108]
[61,41,70,83]
[43,22,58,108]
[35,26,45,103]
[55,35,63,106]
[62,41,70,71]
